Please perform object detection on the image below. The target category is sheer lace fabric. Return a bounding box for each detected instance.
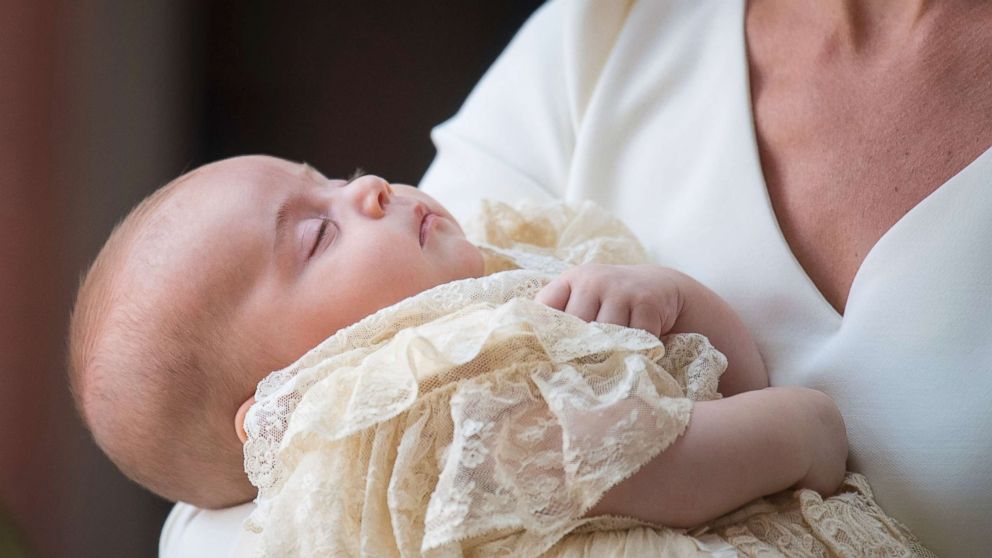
[542,473,933,558]
[241,200,930,557]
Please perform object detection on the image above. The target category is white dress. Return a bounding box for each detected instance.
[161,1,992,556]
[421,1,992,556]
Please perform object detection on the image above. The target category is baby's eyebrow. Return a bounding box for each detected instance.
[274,163,332,252]
[273,194,307,254]
[299,162,327,182]
[274,200,292,249]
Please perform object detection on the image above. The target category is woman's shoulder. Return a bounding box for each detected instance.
[421,0,742,220]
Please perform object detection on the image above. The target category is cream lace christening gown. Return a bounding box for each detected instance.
[241,201,931,558]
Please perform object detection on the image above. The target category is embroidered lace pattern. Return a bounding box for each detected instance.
[241,200,931,557]
[698,473,938,558]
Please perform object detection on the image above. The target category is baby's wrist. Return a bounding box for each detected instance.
[661,268,711,333]
[788,387,848,495]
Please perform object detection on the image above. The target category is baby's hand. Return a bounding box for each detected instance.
[535,264,685,338]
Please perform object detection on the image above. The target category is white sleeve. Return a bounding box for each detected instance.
[159,502,257,558]
[422,0,629,222]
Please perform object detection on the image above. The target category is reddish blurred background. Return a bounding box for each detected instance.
[0,1,541,556]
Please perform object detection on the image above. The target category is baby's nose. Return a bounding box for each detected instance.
[349,175,393,218]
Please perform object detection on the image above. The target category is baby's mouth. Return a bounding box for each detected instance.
[419,213,436,247]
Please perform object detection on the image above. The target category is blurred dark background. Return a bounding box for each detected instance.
[0,1,542,556]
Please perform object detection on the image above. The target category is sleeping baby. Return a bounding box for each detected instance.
[68,155,930,556]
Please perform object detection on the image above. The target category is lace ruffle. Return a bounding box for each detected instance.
[243,271,726,556]
[240,199,931,557]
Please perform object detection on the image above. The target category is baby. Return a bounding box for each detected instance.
[68,155,922,555]
[68,155,487,509]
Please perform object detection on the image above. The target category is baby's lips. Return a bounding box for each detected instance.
[420,213,439,247]
[412,201,429,243]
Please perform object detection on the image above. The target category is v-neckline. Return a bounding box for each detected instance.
[735,1,992,322]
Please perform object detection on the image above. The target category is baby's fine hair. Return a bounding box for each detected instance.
[68,173,258,509]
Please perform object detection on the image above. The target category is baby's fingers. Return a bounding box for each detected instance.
[535,278,571,310]
[536,278,601,323]
[596,300,630,328]
[629,303,663,338]
[565,292,601,323]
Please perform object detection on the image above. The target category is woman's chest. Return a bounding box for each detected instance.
[749,50,992,315]
[754,131,990,315]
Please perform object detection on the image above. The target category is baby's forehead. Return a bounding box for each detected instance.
[182,155,300,192]
[190,155,317,188]
[158,156,311,225]
[121,158,309,307]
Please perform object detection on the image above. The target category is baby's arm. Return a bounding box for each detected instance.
[536,264,767,396]
[536,264,847,527]
[587,385,847,527]
[666,267,768,396]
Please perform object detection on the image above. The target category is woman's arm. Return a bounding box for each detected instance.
[420,0,631,220]
[586,386,848,528]
[159,502,257,558]
[418,0,570,219]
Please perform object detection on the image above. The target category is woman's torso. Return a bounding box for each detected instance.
[550,1,992,554]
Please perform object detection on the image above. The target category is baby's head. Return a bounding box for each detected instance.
[68,155,482,508]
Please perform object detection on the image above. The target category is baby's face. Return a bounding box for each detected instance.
[166,155,483,385]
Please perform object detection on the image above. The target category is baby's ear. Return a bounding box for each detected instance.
[234,396,255,444]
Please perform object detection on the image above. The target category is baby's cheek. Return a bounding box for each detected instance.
[439,239,483,281]
[462,243,485,278]
[279,301,354,361]
[283,315,333,362]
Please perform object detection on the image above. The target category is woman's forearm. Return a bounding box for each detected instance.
[585,386,847,528]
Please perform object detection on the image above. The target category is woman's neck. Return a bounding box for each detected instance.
[831,0,935,49]
[751,0,976,56]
